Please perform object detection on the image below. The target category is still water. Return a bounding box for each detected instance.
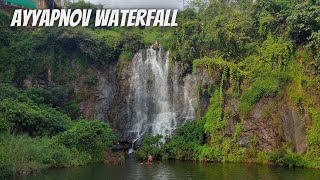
[14,157,320,180]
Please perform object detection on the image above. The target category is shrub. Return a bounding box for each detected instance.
[0,134,50,177]
[175,120,205,145]
[84,74,98,86]
[135,135,163,160]
[261,35,293,68]
[0,84,25,101]
[0,117,11,133]
[287,1,320,43]
[256,151,270,164]
[45,27,118,65]
[119,51,134,61]
[203,89,224,136]
[25,86,69,108]
[239,76,280,113]
[0,99,72,136]
[39,143,91,167]
[0,133,93,177]
[63,100,80,120]
[120,31,143,54]
[136,121,205,161]
[198,145,214,161]
[57,119,114,160]
[162,120,205,160]
[303,146,320,168]
[279,150,305,167]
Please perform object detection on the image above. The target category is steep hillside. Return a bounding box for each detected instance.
[1,0,320,175]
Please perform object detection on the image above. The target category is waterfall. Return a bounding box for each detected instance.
[127,47,196,151]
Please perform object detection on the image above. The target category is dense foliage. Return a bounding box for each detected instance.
[1,0,320,176]
[135,0,320,169]
[136,120,205,160]
[0,84,115,177]
[57,120,114,160]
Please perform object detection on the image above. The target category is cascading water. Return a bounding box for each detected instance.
[127,46,196,153]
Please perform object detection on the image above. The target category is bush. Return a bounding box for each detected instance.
[279,150,305,167]
[260,35,293,68]
[287,1,320,43]
[0,133,94,177]
[84,74,98,86]
[45,27,118,65]
[198,145,214,161]
[135,121,205,161]
[256,151,270,164]
[135,135,163,160]
[239,76,280,113]
[0,134,50,177]
[0,84,25,101]
[39,143,91,167]
[119,51,134,61]
[0,116,11,133]
[57,119,114,160]
[162,120,205,160]
[0,99,72,136]
[25,86,69,108]
[174,120,205,145]
[63,100,80,119]
[0,10,13,46]
[119,31,143,54]
[0,84,79,120]
[303,146,320,168]
[203,89,224,136]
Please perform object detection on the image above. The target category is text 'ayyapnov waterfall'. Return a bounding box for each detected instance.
[10,9,178,27]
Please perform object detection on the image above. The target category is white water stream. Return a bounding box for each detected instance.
[127,47,196,153]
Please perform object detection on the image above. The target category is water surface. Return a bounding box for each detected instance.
[14,157,320,180]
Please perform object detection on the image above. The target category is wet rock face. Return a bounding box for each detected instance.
[233,98,282,151]
[78,48,197,147]
[76,48,308,153]
[95,64,127,134]
[94,62,132,143]
[73,62,131,145]
[234,98,307,154]
[125,48,197,145]
[280,105,307,154]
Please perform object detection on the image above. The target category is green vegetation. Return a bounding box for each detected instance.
[1,0,320,176]
[0,84,115,178]
[134,0,320,169]
[0,6,143,177]
[57,120,114,161]
[0,99,71,136]
[135,123,307,167]
[1,3,128,176]
[136,120,205,161]
[135,135,163,160]
[239,76,280,113]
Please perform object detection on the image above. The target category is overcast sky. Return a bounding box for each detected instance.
[86,0,183,9]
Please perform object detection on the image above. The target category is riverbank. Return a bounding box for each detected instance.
[134,121,320,169]
[0,119,116,178]
[12,157,320,180]
[0,134,125,178]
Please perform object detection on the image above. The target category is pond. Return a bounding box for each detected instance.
[14,156,320,180]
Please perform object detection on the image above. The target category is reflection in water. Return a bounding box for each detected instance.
[14,156,320,180]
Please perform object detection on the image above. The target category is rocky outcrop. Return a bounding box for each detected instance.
[73,61,131,144]
[75,47,308,154]
[191,62,308,154]
[236,98,283,151]
[76,48,197,149]
[226,97,307,154]
[280,104,307,154]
